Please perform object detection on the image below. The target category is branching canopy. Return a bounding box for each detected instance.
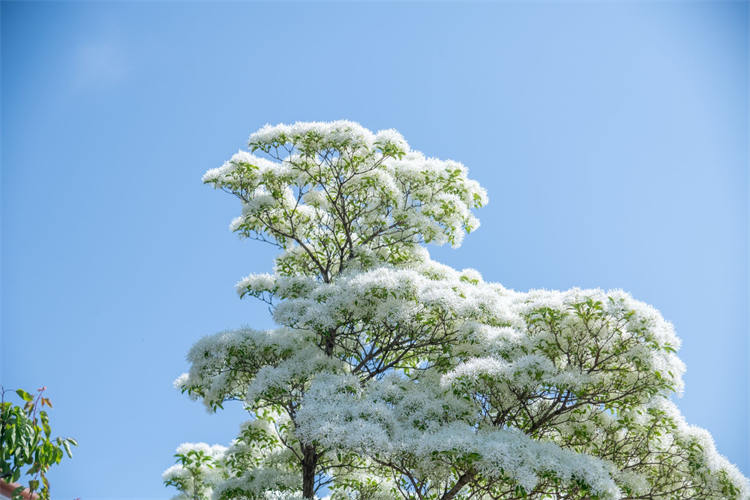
[166,121,748,500]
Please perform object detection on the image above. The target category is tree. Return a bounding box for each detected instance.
[165,121,749,500]
[1,387,77,500]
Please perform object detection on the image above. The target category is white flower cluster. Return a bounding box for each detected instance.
[295,373,621,498]
[202,151,280,185]
[203,121,487,282]
[180,327,344,410]
[162,442,227,500]
[249,120,387,153]
[262,492,329,500]
[442,287,688,412]
[636,397,749,498]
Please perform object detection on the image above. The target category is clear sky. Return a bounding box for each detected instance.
[2,2,747,499]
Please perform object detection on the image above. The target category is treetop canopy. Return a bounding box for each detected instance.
[202,120,487,281]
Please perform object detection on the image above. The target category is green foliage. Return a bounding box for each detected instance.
[0,387,77,500]
[164,449,219,500]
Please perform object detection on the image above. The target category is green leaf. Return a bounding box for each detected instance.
[15,389,33,402]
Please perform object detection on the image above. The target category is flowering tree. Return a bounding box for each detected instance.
[165,121,749,500]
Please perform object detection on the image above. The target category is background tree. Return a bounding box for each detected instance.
[165,121,749,500]
[0,387,77,500]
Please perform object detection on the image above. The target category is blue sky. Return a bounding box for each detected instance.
[2,2,747,499]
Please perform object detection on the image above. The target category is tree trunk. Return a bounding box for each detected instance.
[441,471,473,500]
[302,444,317,498]
[301,328,333,498]
[324,328,336,356]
